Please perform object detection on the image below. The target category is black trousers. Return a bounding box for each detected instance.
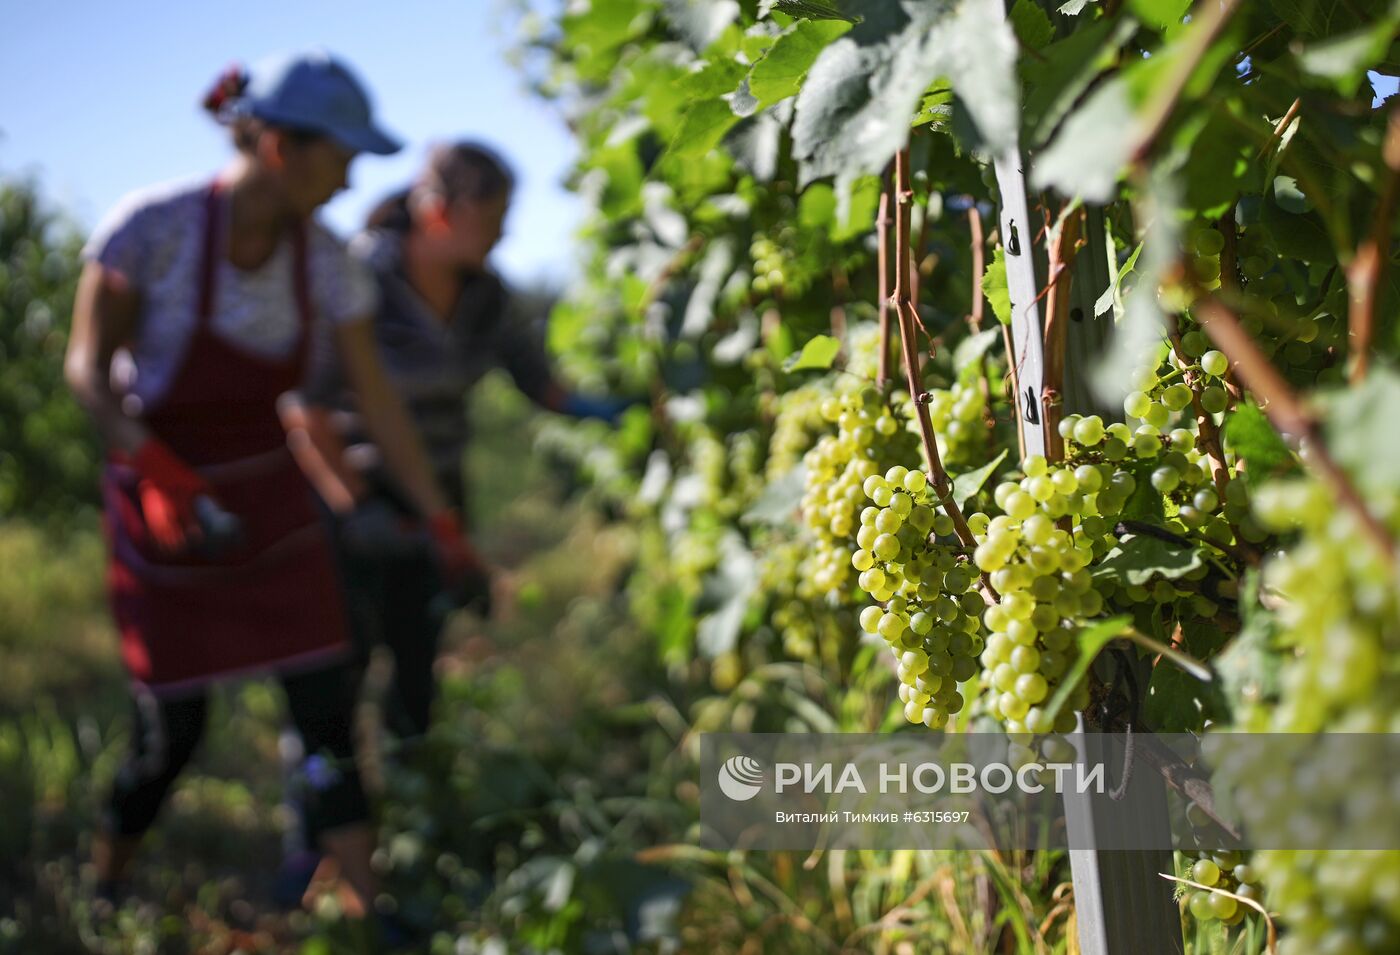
[104,664,368,839]
[338,541,443,739]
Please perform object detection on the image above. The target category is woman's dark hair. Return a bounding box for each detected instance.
[366,141,515,231]
[202,63,323,154]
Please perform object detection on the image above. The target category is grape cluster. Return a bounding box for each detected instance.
[852,466,984,729]
[1179,849,1263,928]
[799,384,920,601]
[750,231,806,297]
[903,378,990,470]
[1223,476,1400,955]
[969,453,1108,734]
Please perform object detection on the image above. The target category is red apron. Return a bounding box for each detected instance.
[101,180,351,696]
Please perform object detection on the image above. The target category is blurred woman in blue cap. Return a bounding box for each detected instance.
[64,50,479,923]
[282,142,632,743]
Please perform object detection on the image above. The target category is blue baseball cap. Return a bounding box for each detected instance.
[228,50,401,156]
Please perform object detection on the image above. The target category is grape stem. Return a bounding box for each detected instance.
[1041,204,1084,463]
[1346,102,1400,384]
[890,148,995,597]
[1192,294,1398,570]
[1254,97,1300,160]
[1166,327,1235,507]
[876,177,894,388]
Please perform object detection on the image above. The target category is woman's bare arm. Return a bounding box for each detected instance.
[64,262,148,453]
[334,317,450,518]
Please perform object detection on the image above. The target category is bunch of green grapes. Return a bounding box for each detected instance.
[893,378,990,471]
[1214,476,1400,955]
[852,465,985,729]
[799,383,920,602]
[970,454,1106,735]
[1054,411,1244,617]
[758,538,859,664]
[1233,225,1346,386]
[1178,849,1263,929]
[1186,223,1225,291]
[750,229,807,297]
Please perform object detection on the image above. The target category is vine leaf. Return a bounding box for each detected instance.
[741,465,808,526]
[981,246,1012,326]
[748,18,852,109]
[1297,13,1400,96]
[784,334,842,371]
[1092,534,1202,586]
[792,0,1018,184]
[952,327,1001,374]
[696,532,758,657]
[669,99,741,160]
[952,448,1009,510]
[1010,0,1054,51]
[1321,365,1400,497]
[1041,615,1132,726]
[1128,0,1190,31]
[1223,402,1292,487]
[663,0,741,52]
[1094,241,1143,318]
[760,0,857,22]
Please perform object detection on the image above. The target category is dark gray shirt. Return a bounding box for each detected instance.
[306,228,555,502]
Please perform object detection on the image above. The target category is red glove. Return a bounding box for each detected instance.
[126,439,213,554]
[426,511,492,615]
[427,510,484,575]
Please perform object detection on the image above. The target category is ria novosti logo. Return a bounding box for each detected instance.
[717,755,766,801]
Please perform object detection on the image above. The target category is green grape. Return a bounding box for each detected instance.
[1200,385,1228,414]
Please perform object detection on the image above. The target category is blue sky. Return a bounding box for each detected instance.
[0,1,582,286]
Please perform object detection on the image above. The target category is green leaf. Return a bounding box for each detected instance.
[1094,241,1143,318]
[1009,0,1054,51]
[1127,0,1189,31]
[1214,573,1281,709]
[1120,459,1167,523]
[1144,660,1226,733]
[762,0,857,22]
[1321,364,1400,497]
[952,448,1009,510]
[1031,77,1135,202]
[982,246,1012,326]
[783,334,842,371]
[1092,534,1202,586]
[792,0,1018,184]
[1024,18,1135,145]
[1298,18,1400,96]
[1223,402,1293,487]
[663,0,741,52]
[952,327,1001,375]
[1259,196,1333,263]
[1041,616,1132,726]
[668,99,741,160]
[832,173,882,240]
[696,532,758,657]
[741,465,808,526]
[798,182,837,228]
[1272,175,1311,214]
[748,19,852,108]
